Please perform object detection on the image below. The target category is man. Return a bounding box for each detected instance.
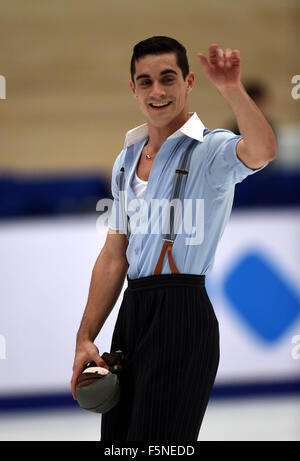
[71,36,277,441]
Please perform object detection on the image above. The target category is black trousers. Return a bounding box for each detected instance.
[100,273,219,442]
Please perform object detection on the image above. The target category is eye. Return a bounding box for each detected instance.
[163,77,175,84]
[140,80,151,86]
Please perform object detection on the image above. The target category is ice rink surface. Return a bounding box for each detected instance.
[0,396,299,441]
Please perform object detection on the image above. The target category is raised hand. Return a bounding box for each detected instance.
[197,43,241,92]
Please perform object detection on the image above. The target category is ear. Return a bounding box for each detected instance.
[129,80,138,98]
[186,72,195,94]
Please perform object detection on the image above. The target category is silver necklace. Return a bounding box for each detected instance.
[144,143,156,160]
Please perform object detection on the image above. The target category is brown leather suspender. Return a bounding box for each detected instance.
[154,239,179,275]
[153,138,199,275]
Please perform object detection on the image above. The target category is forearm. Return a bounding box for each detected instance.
[220,82,277,158]
[197,44,277,161]
[76,249,128,344]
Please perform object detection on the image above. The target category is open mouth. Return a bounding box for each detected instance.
[149,101,172,110]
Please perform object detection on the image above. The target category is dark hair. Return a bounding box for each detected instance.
[130,36,189,84]
[244,81,269,102]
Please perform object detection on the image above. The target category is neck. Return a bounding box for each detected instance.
[147,109,192,151]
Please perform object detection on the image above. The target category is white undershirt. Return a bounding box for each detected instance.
[131,170,148,203]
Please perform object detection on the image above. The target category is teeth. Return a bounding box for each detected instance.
[151,102,170,107]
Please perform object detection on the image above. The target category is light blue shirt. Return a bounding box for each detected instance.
[107,112,268,279]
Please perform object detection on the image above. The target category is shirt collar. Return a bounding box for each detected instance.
[124,112,205,148]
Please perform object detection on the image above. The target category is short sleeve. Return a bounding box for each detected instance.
[204,129,269,193]
[107,149,126,231]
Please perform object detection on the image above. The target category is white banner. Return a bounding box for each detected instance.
[0,210,299,396]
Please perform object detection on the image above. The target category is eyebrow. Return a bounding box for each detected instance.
[136,69,177,81]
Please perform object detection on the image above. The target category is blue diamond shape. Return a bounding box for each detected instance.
[223,251,300,343]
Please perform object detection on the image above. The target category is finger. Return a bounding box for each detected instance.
[71,373,78,400]
[225,48,233,68]
[216,47,224,67]
[71,363,85,399]
[197,53,210,73]
[208,43,219,65]
[71,359,91,400]
[231,49,240,65]
[96,355,110,370]
[90,348,109,369]
[225,48,232,59]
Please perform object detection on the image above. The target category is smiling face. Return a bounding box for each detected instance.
[129,53,194,129]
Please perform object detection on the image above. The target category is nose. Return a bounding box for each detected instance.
[149,81,167,100]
